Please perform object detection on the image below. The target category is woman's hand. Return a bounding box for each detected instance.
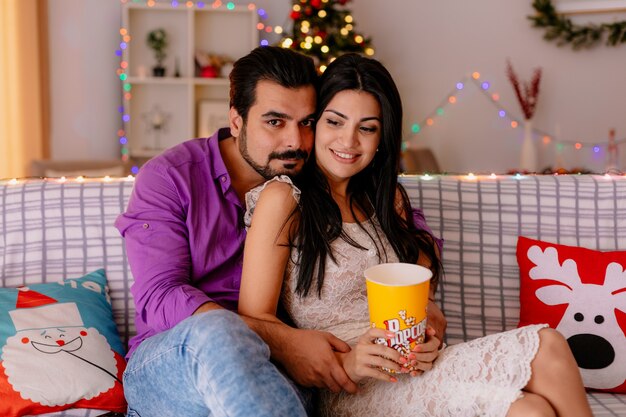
[408,326,441,377]
[339,328,407,384]
[427,299,447,348]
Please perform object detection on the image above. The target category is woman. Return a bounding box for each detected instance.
[239,53,592,417]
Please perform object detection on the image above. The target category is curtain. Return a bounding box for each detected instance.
[0,0,48,179]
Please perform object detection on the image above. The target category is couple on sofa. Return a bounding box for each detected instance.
[115,46,592,417]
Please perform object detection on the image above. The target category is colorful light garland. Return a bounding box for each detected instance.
[116,0,278,173]
[2,176,136,185]
[4,171,626,187]
[406,73,625,158]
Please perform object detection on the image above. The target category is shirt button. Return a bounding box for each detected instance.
[143,223,149,229]
[221,176,227,182]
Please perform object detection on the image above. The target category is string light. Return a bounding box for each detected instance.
[406,72,626,158]
[116,1,273,172]
[1,176,139,186]
[5,173,626,187]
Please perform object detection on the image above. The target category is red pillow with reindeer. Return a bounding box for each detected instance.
[517,236,626,393]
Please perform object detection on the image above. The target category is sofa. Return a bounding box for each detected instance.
[1,174,625,416]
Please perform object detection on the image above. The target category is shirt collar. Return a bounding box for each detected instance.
[208,127,232,181]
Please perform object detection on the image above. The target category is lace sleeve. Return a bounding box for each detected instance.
[244,175,301,229]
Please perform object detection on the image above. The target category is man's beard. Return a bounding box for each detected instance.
[239,123,308,180]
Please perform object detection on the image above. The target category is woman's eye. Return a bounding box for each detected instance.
[325,118,340,126]
[360,126,378,133]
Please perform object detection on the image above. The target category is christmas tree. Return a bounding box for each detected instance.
[278,0,374,72]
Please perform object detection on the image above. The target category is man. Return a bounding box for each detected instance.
[116,46,355,417]
[116,46,446,416]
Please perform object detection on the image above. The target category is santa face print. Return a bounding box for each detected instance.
[2,325,118,406]
[29,327,86,354]
[2,293,121,408]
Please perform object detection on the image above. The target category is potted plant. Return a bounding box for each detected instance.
[147,28,168,77]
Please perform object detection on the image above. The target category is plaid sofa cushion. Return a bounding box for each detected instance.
[401,174,626,416]
[2,175,625,416]
[0,179,135,348]
[400,174,626,343]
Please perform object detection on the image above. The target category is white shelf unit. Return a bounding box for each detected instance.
[122,2,258,159]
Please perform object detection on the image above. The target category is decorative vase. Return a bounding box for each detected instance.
[519,119,538,172]
[152,65,166,77]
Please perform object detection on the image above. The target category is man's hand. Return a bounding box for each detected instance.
[278,328,359,394]
[427,299,446,348]
[339,328,403,384]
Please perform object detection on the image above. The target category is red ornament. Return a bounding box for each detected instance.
[338,0,349,5]
[200,66,218,78]
[311,0,321,7]
[305,6,313,15]
[290,10,301,20]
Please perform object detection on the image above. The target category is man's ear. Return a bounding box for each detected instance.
[229,107,243,137]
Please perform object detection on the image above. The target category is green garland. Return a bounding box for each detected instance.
[529,0,626,49]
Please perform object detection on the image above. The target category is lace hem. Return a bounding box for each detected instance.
[317,324,548,417]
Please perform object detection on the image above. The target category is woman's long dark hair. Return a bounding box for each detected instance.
[292,53,441,297]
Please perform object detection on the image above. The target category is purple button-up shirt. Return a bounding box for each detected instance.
[115,128,245,357]
[116,128,442,358]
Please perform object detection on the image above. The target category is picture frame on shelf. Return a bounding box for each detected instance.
[197,100,230,138]
[556,0,626,14]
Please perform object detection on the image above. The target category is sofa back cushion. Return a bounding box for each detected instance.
[400,175,626,344]
[4,175,626,349]
[0,179,135,347]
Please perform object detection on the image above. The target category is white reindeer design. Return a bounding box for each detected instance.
[527,245,626,389]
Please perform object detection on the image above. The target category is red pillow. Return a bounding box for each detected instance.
[517,236,626,393]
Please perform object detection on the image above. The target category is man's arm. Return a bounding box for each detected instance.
[195,300,356,393]
[243,315,357,393]
[238,180,358,394]
[115,165,212,332]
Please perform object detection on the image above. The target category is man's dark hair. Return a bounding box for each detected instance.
[229,46,318,121]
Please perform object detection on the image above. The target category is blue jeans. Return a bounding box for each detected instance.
[123,310,308,417]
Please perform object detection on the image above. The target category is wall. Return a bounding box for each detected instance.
[350,0,626,173]
[47,0,289,161]
[48,0,122,161]
[48,0,626,173]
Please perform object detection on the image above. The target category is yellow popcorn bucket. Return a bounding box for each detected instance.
[365,263,432,372]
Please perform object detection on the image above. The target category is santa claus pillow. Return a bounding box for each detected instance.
[517,236,626,393]
[0,269,127,416]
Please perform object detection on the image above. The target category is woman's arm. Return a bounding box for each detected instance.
[238,180,358,393]
[238,180,297,322]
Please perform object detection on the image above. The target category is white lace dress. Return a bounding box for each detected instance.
[245,177,546,417]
